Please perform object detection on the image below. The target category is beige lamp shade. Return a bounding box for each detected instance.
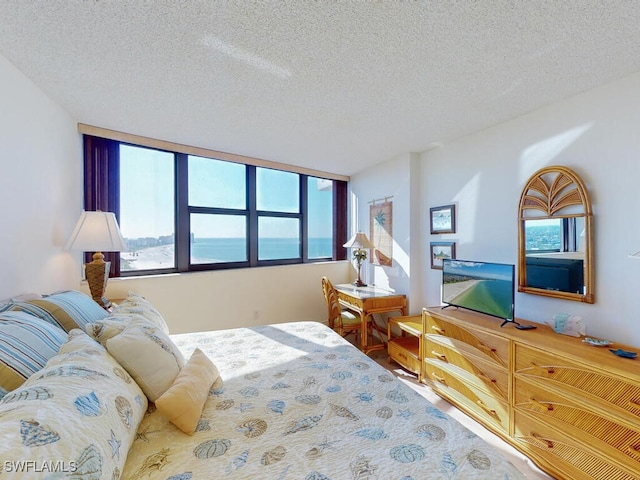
[65,211,126,309]
[65,211,126,252]
[343,232,374,286]
[343,232,375,250]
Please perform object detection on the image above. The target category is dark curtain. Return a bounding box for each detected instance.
[333,180,348,260]
[83,135,121,277]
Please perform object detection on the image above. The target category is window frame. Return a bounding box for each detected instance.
[83,133,347,277]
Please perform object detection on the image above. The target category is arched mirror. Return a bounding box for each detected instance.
[518,166,594,303]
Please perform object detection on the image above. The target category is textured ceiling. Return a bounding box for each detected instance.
[2,1,640,176]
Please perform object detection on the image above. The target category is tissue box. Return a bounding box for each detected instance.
[547,313,585,337]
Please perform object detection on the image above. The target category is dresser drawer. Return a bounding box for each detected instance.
[388,336,421,375]
[426,338,508,399]
[514,409,638,480]
[514,376,640,473]
[515,344,640,421]
[424,358,509,433]
[426,315,509,366]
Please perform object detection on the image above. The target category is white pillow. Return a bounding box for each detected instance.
[105,317,185,402]
[110,291,170,334]
[85,313,145,346]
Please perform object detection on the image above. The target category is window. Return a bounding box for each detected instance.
[82,134,347,276]
[525,217,583,253]
[120,145,175,271]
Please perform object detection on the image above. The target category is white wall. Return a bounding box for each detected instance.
[80,261,350,334]
[348,152,421,313]
[0,55,80,297]
[417,71,640,347]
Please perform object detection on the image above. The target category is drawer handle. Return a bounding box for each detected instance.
[531,432,554,449]
[530,362,555,374]
[629,399,640,411]
[432,351,447,361]
[431,326,445,335]
[398,352,407,361]
[431,373,447,384]
[627,445,640,460]
[478,343,497,355]
[478,371,497,383]
[530,397,554,411]
[476,400,497,417]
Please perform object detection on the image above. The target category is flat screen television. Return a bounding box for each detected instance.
[442,259,515,325]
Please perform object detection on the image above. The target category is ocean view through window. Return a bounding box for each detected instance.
[83,133,347,276]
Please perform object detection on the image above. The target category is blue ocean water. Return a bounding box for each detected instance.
[452,279,513,319]
[191,237,332,263]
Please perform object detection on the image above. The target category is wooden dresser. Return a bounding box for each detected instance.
[421,307,640,480]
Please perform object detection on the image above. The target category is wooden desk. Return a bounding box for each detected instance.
[334,284,407,354]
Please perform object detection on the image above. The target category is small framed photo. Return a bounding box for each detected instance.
[430,204,456,234]
[430,242,456,270]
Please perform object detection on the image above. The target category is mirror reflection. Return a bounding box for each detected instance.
[524,217,586,295]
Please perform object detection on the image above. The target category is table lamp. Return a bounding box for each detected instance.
[343,232,375,287]
[65,210,127,309]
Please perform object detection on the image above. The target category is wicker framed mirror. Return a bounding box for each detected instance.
[517,166,594,303]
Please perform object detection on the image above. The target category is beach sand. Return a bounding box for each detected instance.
[121,244,218,270]
[443,279,481,303]
[121,245,175,270]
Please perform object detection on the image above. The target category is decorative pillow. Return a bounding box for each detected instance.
[9,290,108,332]
[155,348,220,434]
[111,291,169,334]
[0,329,147,480]
[105,317,185,402]
[0,311,68,399]
[84,313,144,346]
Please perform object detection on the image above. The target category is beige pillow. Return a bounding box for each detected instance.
[105,317,185,402]
[155,348,220,435]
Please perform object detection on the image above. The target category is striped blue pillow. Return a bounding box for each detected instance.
[0,311,68,399]
[9,290,108,332]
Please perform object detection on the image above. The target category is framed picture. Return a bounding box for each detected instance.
[430,242,456,270]
[430,204,456,234]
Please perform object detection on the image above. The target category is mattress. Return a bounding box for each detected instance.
[122,321,525,479]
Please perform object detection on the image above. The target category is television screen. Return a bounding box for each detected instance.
[442,259,515,321]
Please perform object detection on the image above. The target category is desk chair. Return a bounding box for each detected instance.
[321,276,363,343]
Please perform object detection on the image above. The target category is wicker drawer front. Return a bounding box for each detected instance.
[388,337,421,375]
[514,410,637,480]
[426,315,509,366]
[424,359,509,433]
[514,377,640,472]
[515,344,640,419]
[426,338,508,399]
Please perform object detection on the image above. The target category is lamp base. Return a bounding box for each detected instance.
[353,261,367,287]
[85,252,111,310]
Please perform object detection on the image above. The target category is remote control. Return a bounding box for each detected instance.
[516,324,537,330]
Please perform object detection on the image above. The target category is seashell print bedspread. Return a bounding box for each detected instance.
[122,321,526,479]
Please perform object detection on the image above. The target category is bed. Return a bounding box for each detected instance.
[122,321,526,479]
[0,290,526,479]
